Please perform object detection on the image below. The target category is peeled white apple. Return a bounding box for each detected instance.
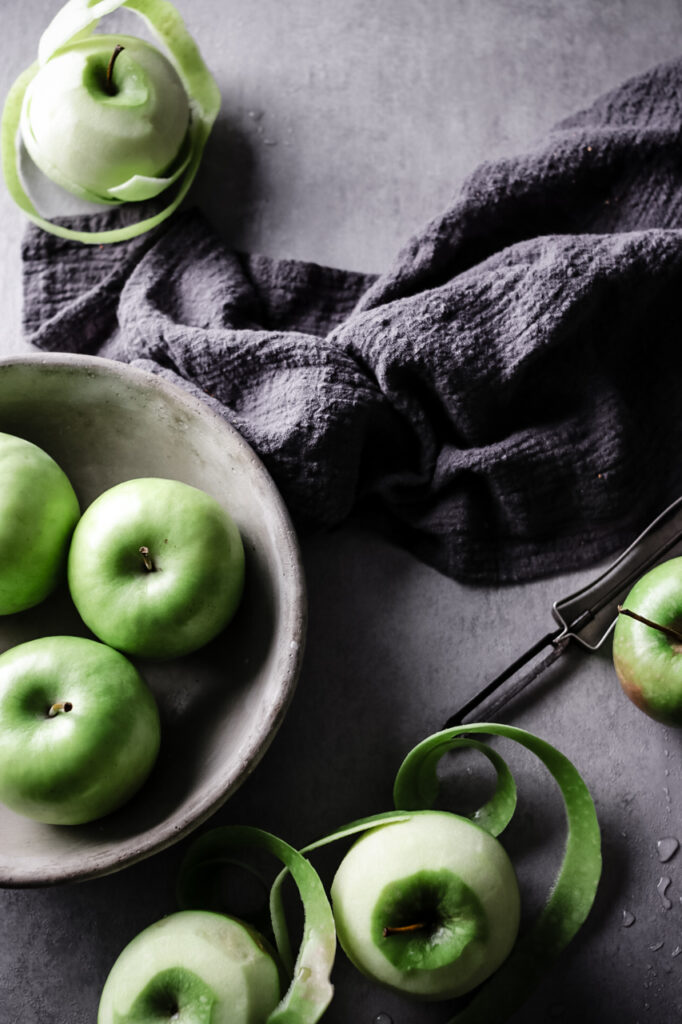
[21,33,190,204]
[97,910,281,1024]
[330,810,520,1000]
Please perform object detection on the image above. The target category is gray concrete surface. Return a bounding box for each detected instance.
[2,1,682,1022]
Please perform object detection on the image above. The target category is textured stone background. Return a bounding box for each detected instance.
[2,2,682,1022]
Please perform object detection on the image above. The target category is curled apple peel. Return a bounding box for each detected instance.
[1,0,220,243]
[176,826,336,1024]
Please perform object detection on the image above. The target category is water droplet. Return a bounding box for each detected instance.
[297,966,311,982]
[672,946,682,958]
[657,876,672,910]
[247,109,264,121]
[649,941,664,951]
[374,1015,393,1024]
[622,910,636,927]
[657,837,679,863]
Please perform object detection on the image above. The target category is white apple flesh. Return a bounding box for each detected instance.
[21,34,190,203]
[97,910,281,1024]
[330,810,520,1000]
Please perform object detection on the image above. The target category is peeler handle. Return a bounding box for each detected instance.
[442,628,569,727]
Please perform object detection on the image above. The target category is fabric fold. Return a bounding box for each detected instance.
[21,57,682,583]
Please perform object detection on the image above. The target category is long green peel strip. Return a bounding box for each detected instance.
[1,0,220,243]
[393,736,518,836]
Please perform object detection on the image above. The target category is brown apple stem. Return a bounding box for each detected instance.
[382,922,427,937]
[47,701,73,718]
[139,546,155,572]
[617,605,682,644]
[106,44,125,96]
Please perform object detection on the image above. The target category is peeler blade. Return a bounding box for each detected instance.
[553,495,682,650]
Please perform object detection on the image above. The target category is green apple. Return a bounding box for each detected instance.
[20,33,190,204]
[0,635,160,825]
[330,810,520,1000]
[613,556,682,726]
[98,910,281,1024]
[0,431,80,615]
[68,478,245,659]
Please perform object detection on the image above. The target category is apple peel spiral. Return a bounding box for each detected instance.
[105,726,600,1023]
[1,0,220,243]
[276,726,599,1019]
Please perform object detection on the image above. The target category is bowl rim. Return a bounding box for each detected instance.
[0,352,307,886]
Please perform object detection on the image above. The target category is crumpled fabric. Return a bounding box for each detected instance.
[22,58,682,583]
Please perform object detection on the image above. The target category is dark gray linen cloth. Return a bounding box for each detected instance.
[21,59,682,584]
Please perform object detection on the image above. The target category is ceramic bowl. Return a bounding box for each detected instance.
[0,354,305,885]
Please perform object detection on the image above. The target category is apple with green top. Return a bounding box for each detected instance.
[330,810,520,1000]
[0,431,80,615]
[21,33,191,204]
[98,910,281,1024]
[613,556,682,726]
[68,477,245,659]
[0,636,160,825]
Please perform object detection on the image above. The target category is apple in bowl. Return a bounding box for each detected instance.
[0,635,160,825]
[330,810,520,1000]
[68,477,245,659]
[0,431,79,615]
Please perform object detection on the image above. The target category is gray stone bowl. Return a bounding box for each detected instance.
[0,354,306,885]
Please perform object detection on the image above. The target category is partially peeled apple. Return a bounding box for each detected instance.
[97,910,282,1024]
[2,0,221,243]
[21,33,191,204]
[330,810,521,1000]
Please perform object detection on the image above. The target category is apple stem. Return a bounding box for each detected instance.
[617,605,682,645]
[47,701,73,718]
[382,922,427,937]
[139,546,155,572]
[106,44,125,96]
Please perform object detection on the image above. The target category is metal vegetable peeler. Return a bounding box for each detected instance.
[444,496,682,727]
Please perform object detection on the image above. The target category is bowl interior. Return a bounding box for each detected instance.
[0,356,305,885]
